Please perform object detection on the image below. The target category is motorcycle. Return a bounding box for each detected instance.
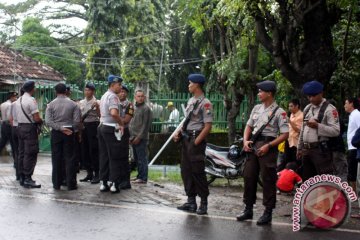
[205,136,263,186]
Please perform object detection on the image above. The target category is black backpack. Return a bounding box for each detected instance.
[352,127,360,148]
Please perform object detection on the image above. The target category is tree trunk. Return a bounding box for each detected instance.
[227,87,244,144]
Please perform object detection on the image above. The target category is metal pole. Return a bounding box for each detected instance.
[157,33,165,93]
[148,117,186,166]
[148,104,187,166]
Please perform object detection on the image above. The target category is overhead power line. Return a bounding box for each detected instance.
[15,25,186,50]
[23,48,212,67]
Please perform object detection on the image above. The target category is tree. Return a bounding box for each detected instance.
[246,0,345,96]
[122,0,167,92]
[15,17,83,84]
[84,0,132,80]
[0,0,39,43]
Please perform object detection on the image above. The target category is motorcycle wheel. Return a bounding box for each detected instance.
[205,157,217,185]
[207,175,217,185]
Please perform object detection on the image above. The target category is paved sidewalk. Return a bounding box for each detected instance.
[1,154,359,231]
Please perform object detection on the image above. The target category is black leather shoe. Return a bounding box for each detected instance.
[236,206,253,221]
[80,175,93,182]
[256,209,272,225]
[196,199,208,215]
[19,175,25,186]
[119,181,131,190]
[23,177,41,188]
[177,197,197,213]
[68,185,78,191]
[61,180,67,186]
[91,176,100,184]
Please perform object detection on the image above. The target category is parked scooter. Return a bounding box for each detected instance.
[205,135,262,186]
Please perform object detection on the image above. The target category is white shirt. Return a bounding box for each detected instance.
[0,100,12,121]
[168,108,180,127]
[347,109,360,150]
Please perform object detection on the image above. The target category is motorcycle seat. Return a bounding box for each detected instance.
[207,143,230,152]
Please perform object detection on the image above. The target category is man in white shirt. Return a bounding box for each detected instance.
[344,97,360,194]
[0,92,18,157]
[166,101,180,132]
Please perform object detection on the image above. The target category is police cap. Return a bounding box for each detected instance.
[85,83,96,91]
[188,74,206,84]
[108,74,123,83]
[121,84,129,93]
[55,83,67,94]
[22,81,35,92]
[302,80,324,96]
[256,80,277,93]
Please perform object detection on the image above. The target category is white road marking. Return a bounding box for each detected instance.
[0,188,359,234]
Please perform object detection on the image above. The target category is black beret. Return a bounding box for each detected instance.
[188,73,206,84]
[108,74,123,83]
[85,83,96,91]
[121,84,130,93]
[22,81,35,92]
[302,80,324,96]
[256,80,277,92]
[55,83,67,94]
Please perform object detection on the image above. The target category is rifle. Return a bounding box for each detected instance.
[181,100,200,140]
[81,104,96,122]
[241,106,279,154]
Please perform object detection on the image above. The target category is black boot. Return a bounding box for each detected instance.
[177,197,197,213]
[196,198,208,215]
[236,205,253,221]
[80,173,93,182]
[19,174,25,186]
[256,208,272,225]
[23,176,41,188]
[91,173,100,184]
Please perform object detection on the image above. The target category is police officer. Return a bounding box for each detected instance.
[173,73,213,215]
[45,83,81,190]
[16,81,43,188]
[297,80,340,180]
[98,75,125,193]
[236,80,289,225]
[79,83,101,184]
[117,84,134,189]
[9,89,24,180]
[0,91,18,159]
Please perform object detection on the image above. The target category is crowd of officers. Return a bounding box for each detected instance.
[1,76,359,222]
[236,80,360,225]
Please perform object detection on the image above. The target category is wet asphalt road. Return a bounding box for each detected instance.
[0,190,359,240]
[0,155,359,239]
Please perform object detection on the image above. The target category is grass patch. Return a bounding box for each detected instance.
[131,169,247,188]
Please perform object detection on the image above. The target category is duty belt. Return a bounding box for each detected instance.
[186,130,201,137]
[257,136,276,142]
[101,123,116,127]
[303,142,320,149]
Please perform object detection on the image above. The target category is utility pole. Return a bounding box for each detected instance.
[157,32,165,93]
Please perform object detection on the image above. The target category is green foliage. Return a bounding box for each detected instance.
[329,2,360,102]
[14,17,82,84]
